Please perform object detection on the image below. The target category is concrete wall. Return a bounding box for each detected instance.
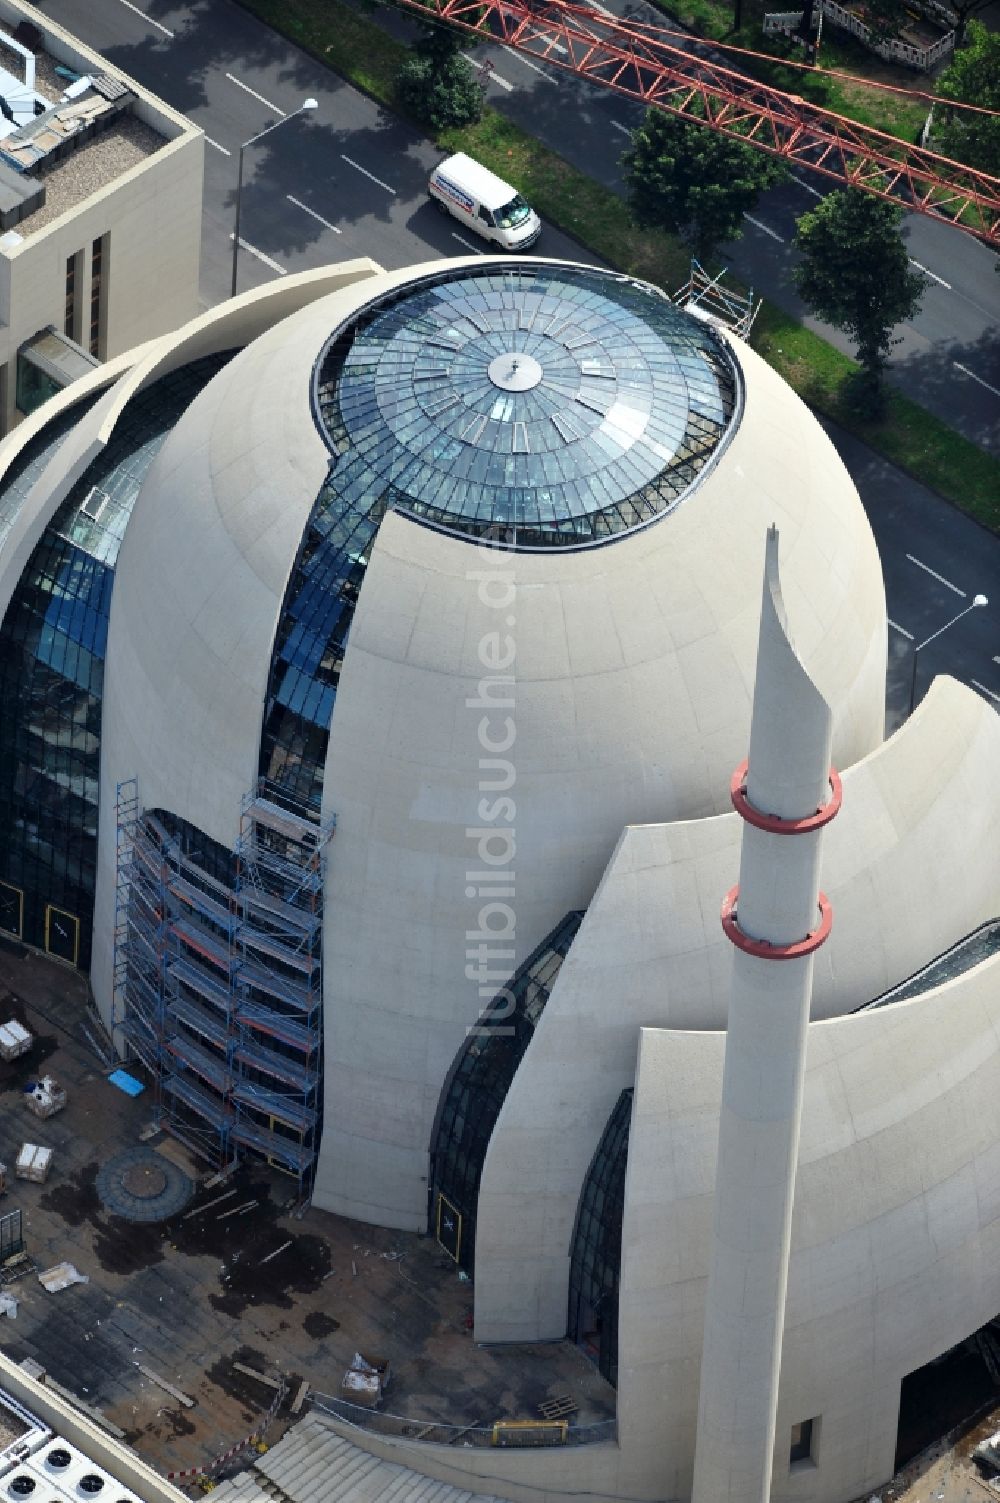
[473,676,1000,1340]
[89,262,382,1030]
[0,0,204,433]
[0,255,884,1234]
[0,1351,186,1503]
[618,952,1000,1503]
[304,305,886,1230]
[313,942,1000,1503]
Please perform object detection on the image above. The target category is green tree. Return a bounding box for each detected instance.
[405,0,479,58]
[934,22,1000,175]
[396,50,484,129]
[621,106,788,261]
[793,189,925,402]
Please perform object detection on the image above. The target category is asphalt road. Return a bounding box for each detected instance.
[39,0,604,305]
[457,3,1000,456]
[43,0,1000,451]
[34,0,1000,718]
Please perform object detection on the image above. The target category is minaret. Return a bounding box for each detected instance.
[690,526,842,1503]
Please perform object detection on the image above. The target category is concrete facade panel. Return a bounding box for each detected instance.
[474,678,1000,1341]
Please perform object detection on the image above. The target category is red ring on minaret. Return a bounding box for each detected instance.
[720,885,833,959]
[730,759,842,834]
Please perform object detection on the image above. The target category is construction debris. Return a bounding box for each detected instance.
[134,1364,195,1408]
[16,1143,52,1183]
[290,1380,310,1415]
[1,1250,34,1285]
[0,1292,17,1318]
[341,1352,390,1409]
[258,1240,292,1267]
[0,1021,32,1061]
[217,1199,258,1221]
[182,1189,236,1220]
[38,1261,88,1292]
[202,1166,235,1190]
[232,1363,283,1391]
[539,1393,578,1420]
[24,1076,67,1119]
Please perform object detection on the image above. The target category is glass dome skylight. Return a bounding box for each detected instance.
[315,264,740,550]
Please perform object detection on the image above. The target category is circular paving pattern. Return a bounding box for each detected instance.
[121,1162,168,1199]
[96,1146,193,1222]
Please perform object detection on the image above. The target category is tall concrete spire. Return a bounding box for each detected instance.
[690,526,842,1503]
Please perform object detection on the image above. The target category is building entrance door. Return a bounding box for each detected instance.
[44,904,79,965]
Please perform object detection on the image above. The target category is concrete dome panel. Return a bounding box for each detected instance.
[616,961,1000,1503]
[44,257,885,1231]
[472,678,1000,1340]
[309,293,886,1224]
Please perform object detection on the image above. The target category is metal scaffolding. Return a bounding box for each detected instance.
[114,780,334,1194]
[673,261,759,340]
[231,785,333,1183]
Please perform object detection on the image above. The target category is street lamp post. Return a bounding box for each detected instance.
[907,593,989,716]
[230,97,318,298]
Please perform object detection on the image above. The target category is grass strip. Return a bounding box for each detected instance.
[236,0,1000,531]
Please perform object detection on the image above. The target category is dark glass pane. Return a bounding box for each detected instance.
[0,353,234,968]
[568,1087,632,1389]
[427,911,583,1275]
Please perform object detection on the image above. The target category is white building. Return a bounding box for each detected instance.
[0,255,996,1503]
[0,0,202,435]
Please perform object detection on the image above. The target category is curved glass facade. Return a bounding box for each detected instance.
[261,261,738,817]
[855,918,1000,1012]
[0,353,233,967]
[428,910,583,1273]
[258,461,384,811]
[568,1087,632,1388]
[316,264,740,550]
[0,392,103,555]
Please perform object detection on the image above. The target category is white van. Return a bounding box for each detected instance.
[429,152,541,252]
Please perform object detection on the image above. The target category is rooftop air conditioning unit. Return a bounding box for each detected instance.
[6,1471,40,1501]
[27,1445,141,1503]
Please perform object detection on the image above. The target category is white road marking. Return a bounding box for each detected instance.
[225,74,285,116]
[115,0,174,35]
[229,233,286,275]
[501,45,555,80]
[971,680,1000,704]
[477,61,515,91]
[744,214,785,243]
[954,362,1000,399]
[905,552,966,597]
[287,194,342,233]
[792,171,823,199]
[451,232,486,255]
[888,618,914,640]
[205,137,231,156]
[523,27,567,53]
[340,155,396,193]
[611,119,632,136]
[909,259,951,290]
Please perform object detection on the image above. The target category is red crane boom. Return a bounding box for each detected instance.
[398,0,1000,246]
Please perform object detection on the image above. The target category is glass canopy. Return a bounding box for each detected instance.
[315,264,741,550]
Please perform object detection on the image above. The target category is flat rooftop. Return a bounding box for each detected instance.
[0,946,614,1482]
[0,28,165,243]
